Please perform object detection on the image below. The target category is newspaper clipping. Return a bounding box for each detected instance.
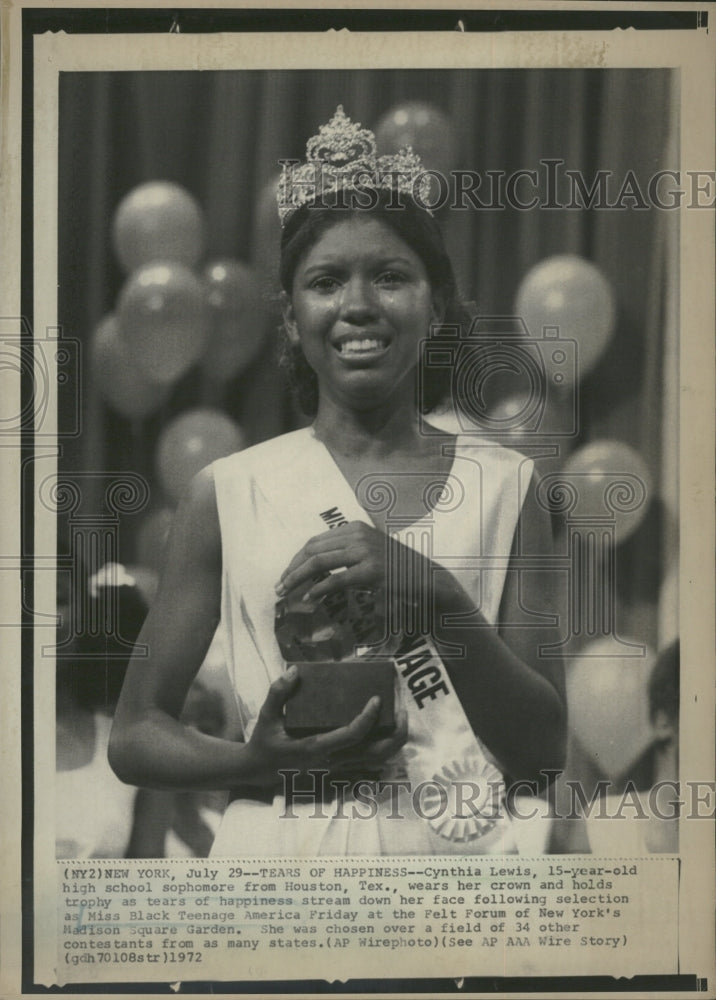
[1,3,714,997]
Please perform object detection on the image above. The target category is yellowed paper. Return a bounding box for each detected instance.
[1,3,714,998]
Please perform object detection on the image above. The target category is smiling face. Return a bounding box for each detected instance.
[281,215,442,414]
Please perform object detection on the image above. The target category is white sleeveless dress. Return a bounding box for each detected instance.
[208,427,533,856]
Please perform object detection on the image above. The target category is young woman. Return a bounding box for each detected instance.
[110,108,566,855]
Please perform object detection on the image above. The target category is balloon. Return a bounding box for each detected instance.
[561,440,653,543]
[201,259,267,380]
[91,314,169,419]
[375,102,457,176]
[566,638,654,778]
[135,507,175,572]
[112,181,205,273]
[117,262,210,385]
[156,408,245,504]
[515,255,615,382]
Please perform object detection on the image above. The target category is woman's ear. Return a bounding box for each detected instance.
[279,290,300,345]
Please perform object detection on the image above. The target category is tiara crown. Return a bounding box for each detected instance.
[277,106,432,226]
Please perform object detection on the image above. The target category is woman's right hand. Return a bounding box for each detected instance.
[244,665,407,791]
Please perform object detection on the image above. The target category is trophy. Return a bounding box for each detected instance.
[275,576,395,737]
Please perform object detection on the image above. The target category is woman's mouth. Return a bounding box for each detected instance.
[333,335,390,359]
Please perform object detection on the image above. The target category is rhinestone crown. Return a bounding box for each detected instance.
[277,106,432,227]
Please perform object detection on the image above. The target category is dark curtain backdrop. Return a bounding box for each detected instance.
[58,68,675,646]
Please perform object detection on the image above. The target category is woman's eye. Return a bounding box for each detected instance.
[310,276,340,291]
[377,271,406,287]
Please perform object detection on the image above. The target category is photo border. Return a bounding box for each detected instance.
[1,3,714,997]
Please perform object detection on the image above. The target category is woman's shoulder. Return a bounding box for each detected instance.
[208,428,319,515]
[424,413,531,467]
[442,428,537,512]
[168,432,313,555]
[443,429,535,481]
[210,427,314,482]
[207,427,317,539]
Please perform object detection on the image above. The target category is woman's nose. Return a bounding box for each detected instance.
[339,277,378,323]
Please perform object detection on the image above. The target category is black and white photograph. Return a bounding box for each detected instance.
[55,66,681,859]
[1,3,714,996]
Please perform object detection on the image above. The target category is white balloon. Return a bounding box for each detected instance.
[516,255,616,382]
[567,638,654,778]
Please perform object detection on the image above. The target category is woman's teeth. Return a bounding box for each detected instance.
[337,338,386,355]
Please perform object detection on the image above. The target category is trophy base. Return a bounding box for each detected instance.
[284,660,395,737]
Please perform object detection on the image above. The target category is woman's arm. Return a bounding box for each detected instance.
[434,471,567,785]
[109,467,393,792]
[108,467,250,789]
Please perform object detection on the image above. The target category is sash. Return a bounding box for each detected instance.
[251,431,513,853]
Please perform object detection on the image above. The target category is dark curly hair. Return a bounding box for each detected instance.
[277,191,471,416]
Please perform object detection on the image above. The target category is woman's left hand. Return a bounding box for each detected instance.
[275,521,387,596]
[275,521,430,625]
